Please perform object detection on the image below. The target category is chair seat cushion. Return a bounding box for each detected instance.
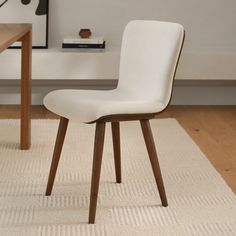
[43,89,165,123]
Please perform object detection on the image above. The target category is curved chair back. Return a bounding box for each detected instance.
[118,20,184,108]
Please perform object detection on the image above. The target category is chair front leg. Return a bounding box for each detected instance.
[140,119,168,207]
[111,122,121,183]
[89,122,106,224]
[45,117,69,196]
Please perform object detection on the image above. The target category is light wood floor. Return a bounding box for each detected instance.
[0,105,236,194]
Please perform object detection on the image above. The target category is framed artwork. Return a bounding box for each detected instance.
[0,0,49,48]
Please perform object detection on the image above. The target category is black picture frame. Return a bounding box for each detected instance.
[0,0,49,49]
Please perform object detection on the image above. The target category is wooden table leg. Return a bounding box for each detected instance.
[20,29,32,150]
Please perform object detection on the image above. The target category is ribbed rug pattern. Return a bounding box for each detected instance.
[0,119,236,236]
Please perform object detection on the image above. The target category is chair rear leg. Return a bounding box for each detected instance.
[45,117,69,196]
[111,122,121,183]
[89,122,106,224]
[140,119,168,207]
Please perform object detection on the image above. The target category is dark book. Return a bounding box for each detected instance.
[62,41,105,49]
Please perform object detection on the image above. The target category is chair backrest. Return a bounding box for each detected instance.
[117,20,184,109]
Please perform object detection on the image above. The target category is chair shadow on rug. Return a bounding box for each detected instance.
[43,20,185,223]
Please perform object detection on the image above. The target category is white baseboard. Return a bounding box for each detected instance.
[0,80,236,105]
[172,81,236,105]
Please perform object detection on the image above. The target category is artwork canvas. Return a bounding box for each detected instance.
[0,0,49,48]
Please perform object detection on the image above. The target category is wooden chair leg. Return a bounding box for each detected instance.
[111,122,121,183]
[140,119,168,207]
[45,117,69,196]
[89,122,106,224]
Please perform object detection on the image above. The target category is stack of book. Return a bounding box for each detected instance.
[62,37,105,50]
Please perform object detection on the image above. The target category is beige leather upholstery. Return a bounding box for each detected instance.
[44,20,184,122]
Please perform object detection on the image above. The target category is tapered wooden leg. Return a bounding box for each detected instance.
[89,122,106,224]
[45,117,69,196]
[111,122,121,183]
[20,29,32,150]
[140,119,168,207]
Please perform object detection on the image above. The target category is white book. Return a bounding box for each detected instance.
[61,48,105,53]
[63,37,104,44]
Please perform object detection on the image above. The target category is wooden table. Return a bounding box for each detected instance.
[0,24,32,150]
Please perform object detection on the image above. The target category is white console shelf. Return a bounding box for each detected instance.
[0,48,120,80]
[0,48,236,106]
[0,48,236,81]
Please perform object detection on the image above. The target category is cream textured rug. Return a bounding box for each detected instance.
[0,119,236,236]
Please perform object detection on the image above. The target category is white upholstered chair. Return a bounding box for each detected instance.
[44,20,185,224]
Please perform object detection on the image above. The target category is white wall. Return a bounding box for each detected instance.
[1,0,236,81]
[1,0,236,104]
[49,0,236,54]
